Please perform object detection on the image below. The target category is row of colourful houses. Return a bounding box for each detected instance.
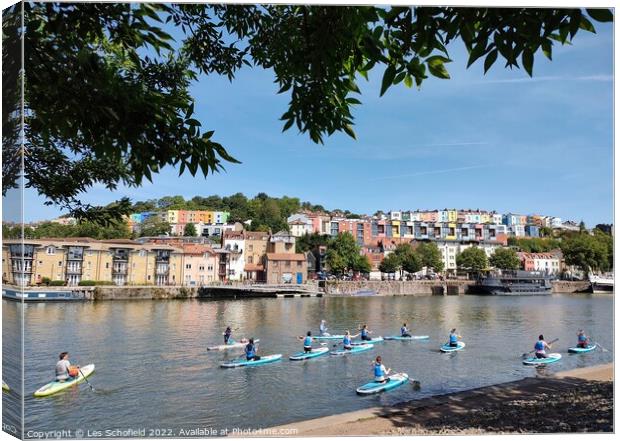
[2,230,307,287]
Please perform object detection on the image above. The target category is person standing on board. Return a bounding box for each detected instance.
[535,334,552,358]
[576,330,590,348]
[319,320,329,336]
[372,356,391,383]
[401,323,412,337]
[223,326,233,345]
[55,352,79,382]
[298,331,314,353]
[245,338,261,361]
[448,328,461,347]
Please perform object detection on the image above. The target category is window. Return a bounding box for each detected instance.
[297,261,302,268]
[185,264,192,269]
[199,265,205,271]
[58,261,63,267]
[248,244,253,252]
[285,261,291,268]
[46,246,55,255]
[105,262,109,269]
[248,256,253,264]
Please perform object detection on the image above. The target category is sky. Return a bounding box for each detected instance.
[2,10,614,226]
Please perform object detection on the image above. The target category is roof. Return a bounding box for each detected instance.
[244,231,270,241]
[181,244,214,255]
[266,253,306,261]
[244,263,264,271]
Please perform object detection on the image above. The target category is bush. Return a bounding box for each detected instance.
[78,280,116,286]
[41,277,51,286]
[49,280,66,286]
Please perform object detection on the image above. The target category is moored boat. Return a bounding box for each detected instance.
[475,270,553,295]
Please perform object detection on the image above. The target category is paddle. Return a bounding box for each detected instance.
[591,338,609,352]
[521,338,559,359]
[77,367,95,392]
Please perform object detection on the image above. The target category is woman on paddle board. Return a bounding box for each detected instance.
[372,356,391,383]
[245,338,261,361]
[342,331,360,350]
[449,328,461,347]
[359,324,373,341]
[55,352,79,382]
[401,323,411,337]
[298,331,314,353]
[534,334,552,358]
[576,330,590,348]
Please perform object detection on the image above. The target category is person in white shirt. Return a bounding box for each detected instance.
[55,352,79,381]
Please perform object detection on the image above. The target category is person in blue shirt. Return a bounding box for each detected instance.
[342,330,360,350]
[401,323,411,337]
[319,320,330,336]
[245,338,260,361]
[449,328,461,347]
[372,356,391,383]
[576,330,590,349]
[359,324,373,341]
[298,331,314,353]
[535,334,552,358]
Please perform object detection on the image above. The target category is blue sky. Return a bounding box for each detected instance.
[3,16,613,226]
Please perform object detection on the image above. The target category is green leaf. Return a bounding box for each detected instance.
[522,48,533,77]
[579,16,596,33]
[541,39,553,60]
[343,124,356,140]
[185,118,201,127]
[380,64,396,96]
[483,49,498,74]
[282,119,294,132]
[586,8,613,23]
[427,60,450,79]
[393,71,406,85]
[403,74,413,88]
[467,41,488,68]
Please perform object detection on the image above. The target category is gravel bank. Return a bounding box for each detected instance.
[385,381,612,434]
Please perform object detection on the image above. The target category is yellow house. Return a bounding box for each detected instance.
[167,210,179,224]
[391,220,400,238]
[447,210,457,222]
[2,238,184,287]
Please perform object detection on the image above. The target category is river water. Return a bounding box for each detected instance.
[2,294,614,438]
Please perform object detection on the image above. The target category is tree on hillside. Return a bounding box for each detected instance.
[489,248,521,270]
[325,232,362,275]
[139,217,171,237]
[296,233,332,253]
[414,242,444,272]
[561,232,612,276]
[4,3,612,223]
[456,247,488,272]
[594,224,613,235]
[401,252,422,275]
[184,223,197,237]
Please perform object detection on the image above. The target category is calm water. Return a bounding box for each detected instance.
[2,295,614,438]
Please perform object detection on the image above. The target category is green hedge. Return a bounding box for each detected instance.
[49,280,66,286]
[78,280,116,286]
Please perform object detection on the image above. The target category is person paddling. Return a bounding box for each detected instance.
[319,320,329,336]
[298,331,314,353]
[359,324,373,341]
[372,356,391,383]
[576,330,590,349]
[534,334,552,358]
[55,352,79,382]
[245,338,261,361]
[342,330,360,350]
[223,326,233,345]
[448,328,461,347]
[401,323,412,337]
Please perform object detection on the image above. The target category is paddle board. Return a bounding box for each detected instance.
[440,342,466,352]
[34,364,95,397]
[330,343,374,356]
[523,353,562,365]
[568,344,597,354]
[289,347,329,360]
[384,335,429,341]
[220,354,282,368]
[207,338,259,351]
[356,373,410,395]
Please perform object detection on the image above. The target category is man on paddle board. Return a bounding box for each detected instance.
[359,324,373,341]
[223,326,233,345]
[372,356,391,383]
[342,331,360,350]
[319,320,329,336]
[576,330,590,348]
[534,334,552,358]
[448,328,461,347]
[55,352,79,382]
[245,338,261,361]
[401,323,411,337]
[298,331,314,353]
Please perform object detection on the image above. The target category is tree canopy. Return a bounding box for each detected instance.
[456,247,488,272]
[414,242,444,272]
[325,232,362,274]
[2,4,612,223]
[489,247,521,270]
[560,231,613,275]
